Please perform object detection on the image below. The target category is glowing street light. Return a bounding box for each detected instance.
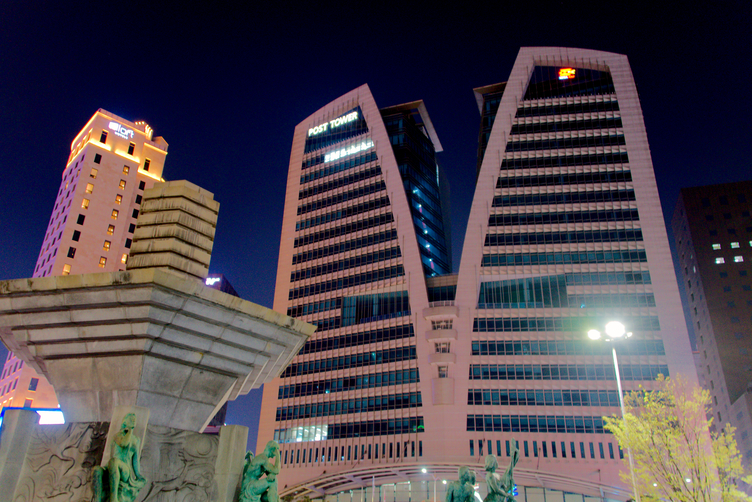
[587,321,639,502]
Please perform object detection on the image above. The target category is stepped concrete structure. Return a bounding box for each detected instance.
[0,180,316,431]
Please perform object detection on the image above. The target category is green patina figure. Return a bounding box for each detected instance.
[92,413,146,502]
[484,439,519,502]
[446,466,477,502]
[239,440,281,502]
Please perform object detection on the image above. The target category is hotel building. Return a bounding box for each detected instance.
[259,47,697,501]
[0,110,168,413]
[672,181,752,465]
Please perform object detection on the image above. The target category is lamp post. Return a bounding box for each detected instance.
[421,468,442,502]
[587,321,641,502]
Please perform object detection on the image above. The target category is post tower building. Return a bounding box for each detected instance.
[259,48,696,502]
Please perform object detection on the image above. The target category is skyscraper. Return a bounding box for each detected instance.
[261,47,696,501]
[672,181,752,464]
[0,109,168,413]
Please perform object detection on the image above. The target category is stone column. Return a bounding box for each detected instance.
[0,409,39,493]
[215,425,250,502]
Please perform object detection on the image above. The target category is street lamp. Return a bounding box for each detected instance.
[422,468,440,502]
[587,321,640,502]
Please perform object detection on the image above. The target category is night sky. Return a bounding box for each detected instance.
[1,2,750,448]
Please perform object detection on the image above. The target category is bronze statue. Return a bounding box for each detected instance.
[483,439,519,502]
[446,466,476,502]
[92,413,146,502]
[239,440,281,502]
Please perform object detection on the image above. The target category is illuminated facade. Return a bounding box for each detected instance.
[0,109,168,413]
[672,181,752,464]
[260,47,696,500]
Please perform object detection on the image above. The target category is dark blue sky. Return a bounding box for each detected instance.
[1,1,750,448]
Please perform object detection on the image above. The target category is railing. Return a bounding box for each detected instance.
[427,301,455,308]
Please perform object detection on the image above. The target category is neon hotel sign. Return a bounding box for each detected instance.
[109,121,135,140]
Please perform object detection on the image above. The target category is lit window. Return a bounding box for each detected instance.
[716,257,725,264]
[103,240,111,251]
[107,225,115,235]
[121,253,128,264]
[438,366,449,378]
[115,194,122,204]
[123,165,130,174]
[99,257,107,268]
[62,264,71,275]
[119,180,126,189]
[81,198,89,209]
[111,209,118,220]
[85,183,94,194]
[734,256,744,263]
[128,142,135,155]
[143,159,151,171]
[712,244,721,250]
[731,242,740,248]
[90,168,98,178]
[100,130,108,144]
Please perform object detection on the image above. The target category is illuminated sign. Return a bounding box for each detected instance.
[205,277,221,286]
[324,139,374,163]
[558,68,576,80]
[109,121,135,140]
[308,111,359,137]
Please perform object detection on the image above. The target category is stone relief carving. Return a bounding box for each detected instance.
[11,422,108,502]
[93,413,147,502]
[135,425,219,502]
[239,440,280,502]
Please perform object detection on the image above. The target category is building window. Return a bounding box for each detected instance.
[81,198,89,209]
[438,366,449,378]
[94,153,102,164]
[111,210,118,220]
[125,238,132,248]
[121,254,128,264]
[62,264,71,275]
[90,168,98,178]
[128,223,135,233]
[716,257,726,264]
[28,378,39,391]
[85,183,94,194]
[143,159,151,171]
[135,194,142,204]
[100,130,108,144]
[24,399,32,408]
[119,180,126,190]
[735,256,744,263]
[72,230,81,241]
[103,240,111,251]
[132,209,139,218]
[123,165,130,174]
[138,181,145,190]
[435,342,451,353]
[107,225,115,236]
[99,257,107,268]
[67,247,76,258]
[712,244,721,250]
[128,142,135,155]
[115,194,123,205]
[77,214,85,225]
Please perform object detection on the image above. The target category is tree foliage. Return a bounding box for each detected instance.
[604,375,751,502]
